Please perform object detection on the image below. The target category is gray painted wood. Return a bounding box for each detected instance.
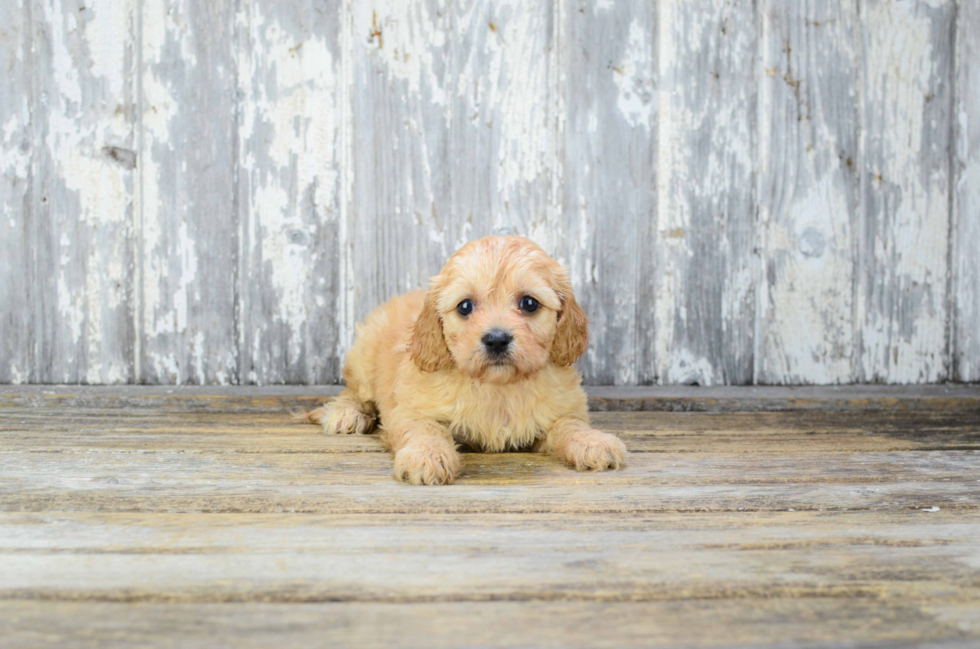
[859,0,954,383]
[563,0,657,386]
[0,0,32,383]
[954,0,980,382]
[139,0,238,384]
[236,0,344,384]
[347,0,559,328]
[655,0,757,385]
[31,0,137,384]
[757,1,860,384]
[0,0,977,386]
[348,0,451,327]
[451,0,562,252]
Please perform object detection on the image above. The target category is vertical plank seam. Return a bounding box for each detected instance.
[752,0,764,386]
[447,0,457,307]
[27,0,38,383]
[750,0,760,386]
[337,0,354,377]
[636,0,658,386]
[654,0,665,386]
[854,0,868,384]
[448,0,458,264]
[551,0,566,280]
[232,0,245,385]
[650,0,660,386]
[125,0,136,383]
[134,0,144,383]
[945,1,960,382]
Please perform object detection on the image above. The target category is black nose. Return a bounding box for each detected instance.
[482,329,513,355]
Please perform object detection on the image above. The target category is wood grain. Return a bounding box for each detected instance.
[4,598,977,649]
[139,0,238,384]
[2,409,978,453]
[32,0,137,383]
[0,0,32,383]
[236,0,344,384]
[348,0,453,326]
[757,0,860,384]
[2,2,977,386]
[655,0,757,386]
[3,444,979,514]
[563,0,656,385]
[2,511,979,603]
[452,0,561,250]
[346,0,561,331]
[2,384,978,412]
[953,0,980,382]
[859,0,955,382]
[2,387,979,646]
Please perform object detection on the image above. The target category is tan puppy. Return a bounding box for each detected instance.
[307,236,627,485]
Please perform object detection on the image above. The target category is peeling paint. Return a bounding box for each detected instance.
[31,0,136,383]
[756,1,858,385]
[1,0,976,386]
[613,19,655,129]
[656,0,756,385]
[861,0,952,383]
[953,1,980,382]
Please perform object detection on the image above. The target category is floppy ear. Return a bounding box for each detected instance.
[550,280,589,367]
[409,291,453,372]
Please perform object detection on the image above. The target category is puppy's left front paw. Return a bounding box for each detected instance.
[393,442,461,485]
[561,430,627,472]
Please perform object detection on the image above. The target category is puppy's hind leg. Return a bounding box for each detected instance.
[305,391,378,435]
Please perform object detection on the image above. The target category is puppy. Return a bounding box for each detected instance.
[306,235,627,485]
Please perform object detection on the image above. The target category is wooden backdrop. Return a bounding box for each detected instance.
[1,0,977,386]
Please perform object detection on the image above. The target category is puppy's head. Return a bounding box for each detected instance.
[409,236,588,383]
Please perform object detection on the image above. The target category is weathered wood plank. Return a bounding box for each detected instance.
[346,0,561,331]
[2,447,977,514]
[139,0,238,384]
[0,0,32,383]
[236,0,344,385]
[2,384,979,412]
[757,0,860,384]
[655,0,757,385]
[2,511,978,603]
[4,598,977,649]
[859,0,955,382]
[2,410,978,453]
[347,0,452,327]
[3,446,979,486]
[32,0,137,383]
[450,0,562,252]
[953,1,980,382]
[563,0,656,385]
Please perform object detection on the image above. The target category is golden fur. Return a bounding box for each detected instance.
[306,236,627,485]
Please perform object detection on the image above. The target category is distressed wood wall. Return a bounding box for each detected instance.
[0,0,976,386]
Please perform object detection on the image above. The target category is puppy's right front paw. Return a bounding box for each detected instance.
[393,443,461,485]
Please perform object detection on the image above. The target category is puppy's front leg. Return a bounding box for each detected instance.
[382,416,461,486]
[541,417,627,472]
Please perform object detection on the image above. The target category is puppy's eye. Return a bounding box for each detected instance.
[457,299,474,317]
[519,296,539,313]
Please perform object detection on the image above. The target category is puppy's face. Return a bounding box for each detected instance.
[410,236,588,384]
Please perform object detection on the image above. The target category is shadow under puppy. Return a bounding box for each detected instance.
[306,235,627,485]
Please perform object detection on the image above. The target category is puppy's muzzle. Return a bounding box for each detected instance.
[482,329,513,358]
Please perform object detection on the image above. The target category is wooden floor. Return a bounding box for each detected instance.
[2,385,979,648]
